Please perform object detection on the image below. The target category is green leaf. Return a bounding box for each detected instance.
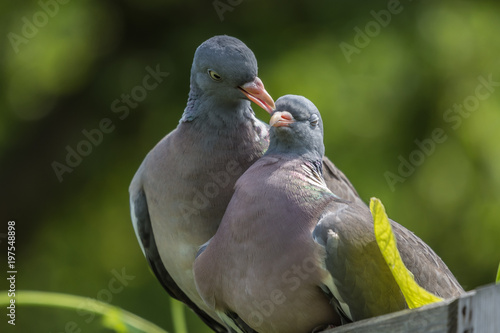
[170,297,188,333]
[0,290,168,333]
[496,262,500,284]
[370,197,444,309]
[102,308,129,333]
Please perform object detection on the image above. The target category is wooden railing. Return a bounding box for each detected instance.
[325,283,499,333]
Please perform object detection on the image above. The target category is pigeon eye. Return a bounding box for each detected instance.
[310,114,319,127]
[208,69,222,81]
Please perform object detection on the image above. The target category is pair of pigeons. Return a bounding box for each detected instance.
[129,35,464,333]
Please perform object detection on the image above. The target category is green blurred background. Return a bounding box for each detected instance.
[1,0,499,332]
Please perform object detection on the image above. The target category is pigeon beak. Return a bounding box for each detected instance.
[270,111,295,127]
[239,77,276,114]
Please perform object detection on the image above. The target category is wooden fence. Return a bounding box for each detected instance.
[325,283,500,333]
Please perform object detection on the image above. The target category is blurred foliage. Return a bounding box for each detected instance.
[1,0,500,332]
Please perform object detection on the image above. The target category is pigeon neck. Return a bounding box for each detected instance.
[266,143,324,164]
[179,89,268,155]
[266,127,325,162]
[181,87,252,124]
[181,83,203,122]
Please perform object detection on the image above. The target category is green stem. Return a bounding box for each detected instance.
[496,262,500,284]
[170,297,188,333]
[0,290,168,333]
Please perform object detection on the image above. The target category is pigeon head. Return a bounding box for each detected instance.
[188,35,275,115]
[267,95,325,161]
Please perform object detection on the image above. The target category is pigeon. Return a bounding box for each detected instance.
[130,35,389,332]
[129,35,275,332]
[193,95,464,333]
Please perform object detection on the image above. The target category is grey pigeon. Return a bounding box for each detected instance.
[129,36,361,332]
[129,35,275,332]
[193,95,464,333]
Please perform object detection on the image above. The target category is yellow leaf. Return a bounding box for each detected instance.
[370,197,443,309]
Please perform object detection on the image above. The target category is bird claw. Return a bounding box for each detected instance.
[311,324,337,333]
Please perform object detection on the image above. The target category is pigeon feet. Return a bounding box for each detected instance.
[311,324,337,332]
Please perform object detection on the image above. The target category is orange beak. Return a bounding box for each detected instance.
[238,77,275,114]
[270,111,295,127]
